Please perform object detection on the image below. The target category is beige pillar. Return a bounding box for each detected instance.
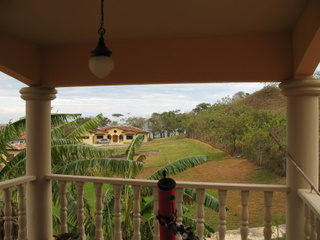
[280,78,320,240]
[20,87,57,240]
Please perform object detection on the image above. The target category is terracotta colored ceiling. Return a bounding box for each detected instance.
[0,0,319,87]
[0,0,307,45]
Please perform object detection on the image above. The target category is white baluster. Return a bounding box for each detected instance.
[132,185,141,240]
[153,186,160,240]
[263,191,273,240]
[176,188,184,225]
[218,190,227,240]
[114,184,122,240]
[94,183,103,240]
[76,182,85,240]
[176,187,184,240]
[4,188,12,240]
[196,189,205,240]
[304,204,310,240]
[59,181,68,234]
[240,190,250,240]
[18,184,27,240]
[310,211,316,240]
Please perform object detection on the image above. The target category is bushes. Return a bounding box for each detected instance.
[186,102,287,176]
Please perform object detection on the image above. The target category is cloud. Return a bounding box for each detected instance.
[52,82,264,119]
[0,71,265,124]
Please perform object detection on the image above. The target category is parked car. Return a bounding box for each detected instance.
[97,139,110,144]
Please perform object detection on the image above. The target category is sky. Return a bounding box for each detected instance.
[0,71,267,124]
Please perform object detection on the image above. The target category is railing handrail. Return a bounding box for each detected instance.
[0,175,36,190]
[298,188,320,220]
[45,174,290,192]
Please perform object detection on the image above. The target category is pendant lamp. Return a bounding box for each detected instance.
[89,0,114,78]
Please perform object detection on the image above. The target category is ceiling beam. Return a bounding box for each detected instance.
[293,0,320,78]
[0,34,41,86]
[40,33,293,87]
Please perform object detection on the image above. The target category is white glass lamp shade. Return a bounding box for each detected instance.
[89,56,114,78]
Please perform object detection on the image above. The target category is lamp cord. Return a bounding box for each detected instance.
[98,0,106,36]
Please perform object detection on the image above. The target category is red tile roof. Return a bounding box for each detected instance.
[6,143,26,151]
[96,126,149,134]
[17,132,26,139]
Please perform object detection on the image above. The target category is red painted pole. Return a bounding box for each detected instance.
[157,172,177,240]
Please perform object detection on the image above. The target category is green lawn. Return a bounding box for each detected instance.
[139,136,228,168]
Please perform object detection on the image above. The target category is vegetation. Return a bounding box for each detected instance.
[0,116,220,239]
[109,86,287,176]
[0,114,122,179]
[0,85,292,238]
[187,102,286,175]
[0,114,137,238]
[185,87,287,176]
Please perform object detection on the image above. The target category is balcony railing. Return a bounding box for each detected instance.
[8,174,320,240]
[0,176,36,240]
[298,189,320,239]
[46,174,289,240]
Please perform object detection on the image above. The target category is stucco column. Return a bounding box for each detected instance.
[20,87,57,240]
[280,78,320,240]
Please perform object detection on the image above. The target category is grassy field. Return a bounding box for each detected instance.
[123,135,287,232]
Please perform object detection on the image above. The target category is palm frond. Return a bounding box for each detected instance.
[135,154,146,163]
[50,114,81,127]
[140,216,154,240]
[130,160,145,178]
[66,114,104,140]
[51,138,81,147]
[51,141,114,164]
[141,199,154,216]
[0,150,26,180]
[52,158,144,176]
[0,118,26,153]
[125,134,144,160]
[103,188,115,240]
[183,188,220,212]
[148,155,208,180]
[51,121,75,140]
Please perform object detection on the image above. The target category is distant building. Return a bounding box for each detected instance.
[0,125,27,161]
[5,143,26,161]
[9,132,26,145]
[81,126,149,144]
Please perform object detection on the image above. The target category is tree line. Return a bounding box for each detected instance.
[185,92,287,176]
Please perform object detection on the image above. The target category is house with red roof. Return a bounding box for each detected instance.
[81,126,149,144]
[5,143,26,161]
[0,125,27,161]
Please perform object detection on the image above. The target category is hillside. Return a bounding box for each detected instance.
[237,86,286,114]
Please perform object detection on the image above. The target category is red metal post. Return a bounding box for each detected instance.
[157,172,177,240]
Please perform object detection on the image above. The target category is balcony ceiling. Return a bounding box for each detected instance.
[0,0,319,87]
[0,0,307,45]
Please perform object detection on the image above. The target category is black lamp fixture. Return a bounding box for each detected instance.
[89,0,114,78]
